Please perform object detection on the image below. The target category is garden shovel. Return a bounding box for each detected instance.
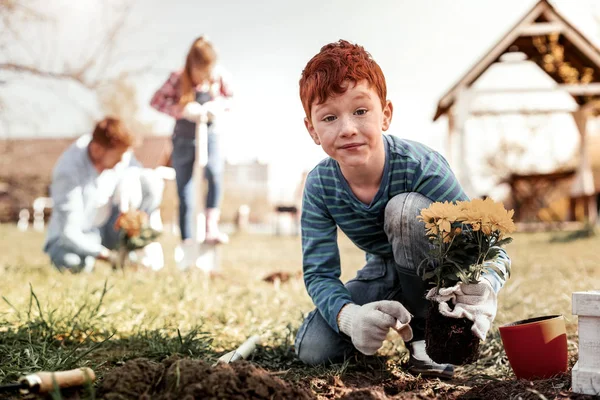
[190,114,220,273]
[0,367,95,395]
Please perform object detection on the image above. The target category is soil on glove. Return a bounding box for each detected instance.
[97,357,315,399]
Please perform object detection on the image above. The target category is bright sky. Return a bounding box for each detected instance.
[2,0,599,200]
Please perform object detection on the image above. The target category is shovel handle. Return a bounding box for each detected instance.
[20,367,95,394]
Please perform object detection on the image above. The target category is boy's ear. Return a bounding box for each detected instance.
[304,117,321,145]
[88,141,102,160]
[382,100,393,131]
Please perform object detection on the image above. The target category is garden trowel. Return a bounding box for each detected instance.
[0,367,95,395]
[213,335,261,366]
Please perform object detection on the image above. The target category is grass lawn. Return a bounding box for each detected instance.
[0,223,599,399]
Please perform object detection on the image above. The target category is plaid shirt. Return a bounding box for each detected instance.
[150,67,234,119]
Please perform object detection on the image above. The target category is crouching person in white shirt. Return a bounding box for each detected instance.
[43,117,165,272]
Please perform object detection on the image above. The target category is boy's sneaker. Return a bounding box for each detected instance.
[406,340,454,379]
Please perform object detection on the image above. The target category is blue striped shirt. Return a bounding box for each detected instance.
[301,134,510,331]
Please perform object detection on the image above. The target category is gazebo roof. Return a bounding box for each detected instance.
[434,0,600,121]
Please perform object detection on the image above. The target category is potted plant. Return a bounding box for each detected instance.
[416,198,515,365]
[113,210,161,270]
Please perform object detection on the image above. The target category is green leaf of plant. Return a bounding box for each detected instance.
[495,237,513,247]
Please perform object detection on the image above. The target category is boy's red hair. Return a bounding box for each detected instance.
[299,40,387,121]
[91,117,135,148]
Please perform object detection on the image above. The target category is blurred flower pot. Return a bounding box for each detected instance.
[499,315,568,380]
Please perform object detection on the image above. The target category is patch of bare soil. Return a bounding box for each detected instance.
[308,370,470,399]
[97,357,314,399]
[58,355,597,400]
[458,372,596,400]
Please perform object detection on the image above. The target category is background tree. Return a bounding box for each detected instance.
[0,0,157,135]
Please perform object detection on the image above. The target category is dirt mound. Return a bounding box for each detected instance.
[98,357,315,399]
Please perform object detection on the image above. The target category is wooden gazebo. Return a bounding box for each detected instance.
[434,0,599,225]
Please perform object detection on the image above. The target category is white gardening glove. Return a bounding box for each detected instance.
[202,100,225,121]
[426,279,497,341]
[338,300,413,355]
[181,102,207,122]
[114,167,143,213]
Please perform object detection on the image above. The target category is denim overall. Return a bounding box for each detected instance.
[171,90,223,240]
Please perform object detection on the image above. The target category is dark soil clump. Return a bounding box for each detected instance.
[425,302,480,365]
[98,357,315,399]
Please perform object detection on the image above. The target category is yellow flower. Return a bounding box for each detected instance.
[460,198,508,236]
[442,228,462,243]
[416,198,514,288]
[115,209,149,237]
[489,207,516,236]
[481,224,493,235]
[425,224,438,236]
[419,201,458,222]
[418,201,460,235]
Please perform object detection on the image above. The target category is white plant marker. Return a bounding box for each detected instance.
[192,115,219,273]
[572,290,600,396]
[17,208,30,231]
[32,197,53,232]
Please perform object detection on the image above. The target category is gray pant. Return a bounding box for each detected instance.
[295,192,433,365]
[46,169,163,271]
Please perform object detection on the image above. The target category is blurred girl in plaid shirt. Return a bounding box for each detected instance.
[151,36,233,267]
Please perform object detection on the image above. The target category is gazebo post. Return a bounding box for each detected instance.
[446,110,456,168]
[570,108,598,224]
[453,88,475,197]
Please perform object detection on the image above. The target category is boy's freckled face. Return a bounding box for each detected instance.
[304,81,393,169]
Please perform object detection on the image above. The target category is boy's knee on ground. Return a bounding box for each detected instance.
[50,249,93,271]
[295,311,354,365]
[50,253,83,270]
[296,333,350,365]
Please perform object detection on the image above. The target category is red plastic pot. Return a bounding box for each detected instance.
[499,315,568,380]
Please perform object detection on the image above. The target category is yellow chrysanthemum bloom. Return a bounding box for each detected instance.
[489,208,516,236]
[459,198,512,236]
[418,201,460,235]
[419,201,458,221]
[115,209,149,238]
[425,224,438,236]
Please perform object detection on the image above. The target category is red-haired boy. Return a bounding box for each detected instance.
[295,40,511,378]
[44,117,164,272]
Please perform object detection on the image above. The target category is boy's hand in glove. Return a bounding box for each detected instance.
[426,278,497,340]
[337,300,413,355]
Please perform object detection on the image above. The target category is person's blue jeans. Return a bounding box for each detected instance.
[295,192,434,365]
[46,205,122,272]
[171,128,223,241]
